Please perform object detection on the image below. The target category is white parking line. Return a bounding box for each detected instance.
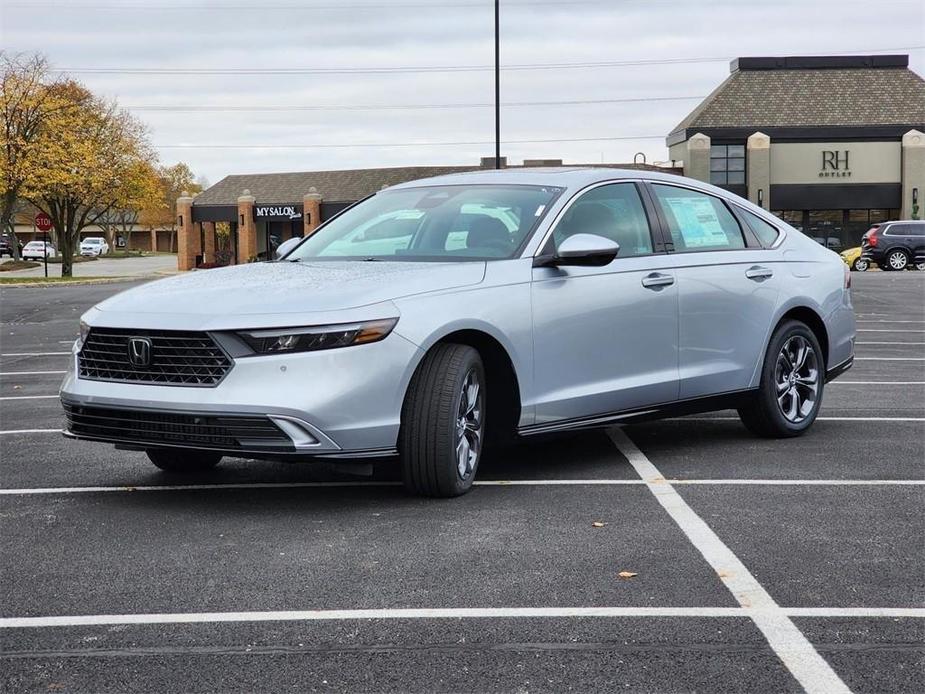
[0,395,59,401]
[857,329,925,333]
[669,416,925,422]
[2,478,922,496]
[608,427,851,694]
[1,606,920,630]
[856,341,925,345]
[0,429,63,435]
[0,371,66,376]
[856,320,925,324]
[832,381,924,385]
[853,357,925,361]
[0,352,71,357]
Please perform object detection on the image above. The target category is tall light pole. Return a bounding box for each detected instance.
[494,0,501,169]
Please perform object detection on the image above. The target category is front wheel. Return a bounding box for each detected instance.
[914,261,925,272]
[147,449,223,473]
[400,343,485,497]
[853,257,869,272]
[738,320,824,438]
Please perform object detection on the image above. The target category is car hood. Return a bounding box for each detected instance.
[94,260,486,319]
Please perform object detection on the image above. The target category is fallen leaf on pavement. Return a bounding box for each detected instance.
[618,571,638,579]
[591,521,606,528]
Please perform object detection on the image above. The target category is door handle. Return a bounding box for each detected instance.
[745,266,774,281]
[641,272,675,289]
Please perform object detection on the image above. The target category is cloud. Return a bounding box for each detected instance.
[2,0,923,182]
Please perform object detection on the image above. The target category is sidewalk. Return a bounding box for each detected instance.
[2,254,178,279]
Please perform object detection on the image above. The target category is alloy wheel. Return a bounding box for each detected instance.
[775,335,819,424]
[455,368,483,480]
[854,258,869,272]
[888,251,908,270]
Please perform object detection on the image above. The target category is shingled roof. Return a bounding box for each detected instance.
[192,161,674,206]
[668,55,925,141]
[193,165,477,206]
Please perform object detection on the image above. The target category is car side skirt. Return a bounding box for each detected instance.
[825,355,853,384]
[517,389,757,437]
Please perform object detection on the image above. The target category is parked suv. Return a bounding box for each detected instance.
[0,234,23,258]
[861,221,925,271]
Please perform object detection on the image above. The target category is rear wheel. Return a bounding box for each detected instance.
[914,260,925,271]
[400,343,485,497]
[887,249,909,271]
[738,320,824,438]
[147,449,223,473]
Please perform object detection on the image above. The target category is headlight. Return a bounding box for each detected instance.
[76,320,90,350]
[238,318,398,354]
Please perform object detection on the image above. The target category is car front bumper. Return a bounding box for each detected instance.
[59,332,423,458]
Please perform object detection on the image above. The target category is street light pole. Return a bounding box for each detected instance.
[494,0,500,170]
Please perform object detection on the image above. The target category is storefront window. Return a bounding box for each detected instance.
[771,210,803,231]
[807,210,844,251]
[709,144,745,186]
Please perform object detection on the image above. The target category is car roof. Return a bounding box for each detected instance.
[385,167,706,193]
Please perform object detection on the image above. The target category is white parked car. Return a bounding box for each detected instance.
[22,241,56,260]
[79,237,110,256]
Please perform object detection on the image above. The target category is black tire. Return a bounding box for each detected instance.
[400,343,486,498]
[915,261,925,272]
[853,258,869,272]
[737,320,824,438]
[886,249,910,271]
[147,449,223,473]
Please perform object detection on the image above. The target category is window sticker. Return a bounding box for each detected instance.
[663,196,729,248]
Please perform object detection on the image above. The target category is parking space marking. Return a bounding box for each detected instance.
[857,329,925,333]
[854,357,925,361]
[856,341,925,345]
[1,606,921,630]
[0,352,71,357]
[608,427,851,694]
[0,429,63,435]
[0,395,59,401]
[0,371,66,376]
[671,416,925,422]
[2,479,923,496]
[830,381,924,385]
[856,320,925,324]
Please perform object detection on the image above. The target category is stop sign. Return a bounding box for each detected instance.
[34,213,52,232]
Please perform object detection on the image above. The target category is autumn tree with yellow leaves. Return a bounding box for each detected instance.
[23,80,161,276]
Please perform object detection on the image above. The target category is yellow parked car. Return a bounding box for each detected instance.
[840,246,869,271]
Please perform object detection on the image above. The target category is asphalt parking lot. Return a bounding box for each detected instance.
[0,271,922,693]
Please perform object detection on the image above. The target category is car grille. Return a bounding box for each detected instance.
[78,328,232,386]
[63,403,293,451]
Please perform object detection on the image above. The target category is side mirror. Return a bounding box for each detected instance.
[274,236,303,260]
[535,233,619,267]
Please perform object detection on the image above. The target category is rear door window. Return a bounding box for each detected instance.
[650,184,746,252]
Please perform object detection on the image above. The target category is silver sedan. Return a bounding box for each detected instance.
[60,168,855,497]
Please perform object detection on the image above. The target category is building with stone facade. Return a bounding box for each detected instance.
[668,54,925,248]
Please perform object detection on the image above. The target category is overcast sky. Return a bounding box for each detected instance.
[1,0,923,186]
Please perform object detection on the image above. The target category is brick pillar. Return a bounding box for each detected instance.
[176,193,198,271]
[202,221,216,263]
[303,188,322,236]
[902,129,925,220]
[747,131,771,209]
[685,132,711,183]
[237,190,257,263]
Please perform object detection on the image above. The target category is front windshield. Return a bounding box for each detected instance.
[286,184,564,262]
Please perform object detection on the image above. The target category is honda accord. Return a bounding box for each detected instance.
[61,168,855,496]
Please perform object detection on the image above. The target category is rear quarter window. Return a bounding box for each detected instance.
[740,209,781,247]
